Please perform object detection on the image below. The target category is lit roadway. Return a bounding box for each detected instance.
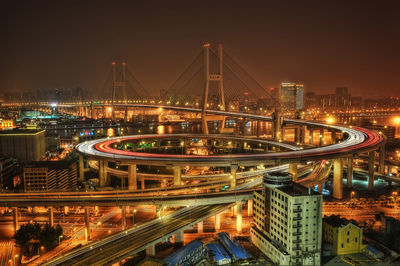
[44,204,232,266]
[4,104,385,264]
[75,106,385,166]
[0,189,253,207]
[0,165,292,207]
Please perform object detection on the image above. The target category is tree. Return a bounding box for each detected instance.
[13,223,63,257]
[39,223,63,250]
[13,222,41,257]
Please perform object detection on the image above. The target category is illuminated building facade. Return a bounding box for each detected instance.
[0,119,15,129]
[323,215,366,255]
[281,83,304,110]
[251,172,322,265]
[0,129,45,162]
[0,157,17,189]
[23,160,77,192]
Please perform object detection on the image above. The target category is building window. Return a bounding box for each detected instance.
[347,238,349,243]
[347,231,350,236]
[355,237,358,242]
[341,243,344,248]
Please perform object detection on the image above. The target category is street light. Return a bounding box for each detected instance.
[351,191,355,200]
[392,191,398,200]
[393,117,400,138]
[58,235,63,246]
[132,209,137,225]
[14,255,18,266]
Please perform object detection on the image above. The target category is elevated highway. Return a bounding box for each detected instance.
[0,189,254,207]
[76,106,385,166]
[44,204,233,266]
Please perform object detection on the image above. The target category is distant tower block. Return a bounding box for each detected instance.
[201,43,226,134]
[111,61,127,121]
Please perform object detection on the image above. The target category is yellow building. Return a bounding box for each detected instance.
[323,215,366,255]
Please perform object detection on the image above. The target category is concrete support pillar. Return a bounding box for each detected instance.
[99,160,108,187]
[247,199,253,217]
[79,155,85,181]
[197,221,204,234]
[333,159,343,200]
[84,207,90,242]
[319,129,324,146]
[156,205,161,218]
[233,205,237,216]
[347,156,353,188]
[146,245,156,256]
[174,230,184,244]
[173,166,182,186]
[272,109,282,141]
[215,213,221,232]
[121,177,126,189]
[300,126,306,144]
[230,164,238,189]
[289,163,298,181]
[236,202,243,233]
[310,129,315,145]
[379,143,386,174]
[12,207,18,232]
[140,176,145,190]
[121,206,126,230]
[295,127,301,143]
[128,164,137,191]
[368,151,375,191]
[331,131,336,144]
[49,207,54,227]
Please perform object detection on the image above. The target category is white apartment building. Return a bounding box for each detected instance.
[251,172,322,265]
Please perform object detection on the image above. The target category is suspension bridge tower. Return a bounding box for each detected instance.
[111,61,128,121]
[201,43,226,134]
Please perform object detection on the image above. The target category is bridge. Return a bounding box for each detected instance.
[1,44,391,265]
[43,204,233,266]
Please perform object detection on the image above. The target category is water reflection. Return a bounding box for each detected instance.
[107,128,115,137]
[49,120,272,139]
[157,125,165,135]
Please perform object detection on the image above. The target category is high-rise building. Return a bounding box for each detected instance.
[281,83,304,110]
[335,87,351,109]
[251,172,322,265]
[0,129,45,162]
[23,160,77,192]
[0,157,17,190]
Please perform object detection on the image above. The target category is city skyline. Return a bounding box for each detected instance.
[1,0,400,97]
[2,1,400,265]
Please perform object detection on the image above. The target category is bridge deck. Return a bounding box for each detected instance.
[44,204,231,266]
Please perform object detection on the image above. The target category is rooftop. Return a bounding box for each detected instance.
[0,128,45,135]
[323,215,359,228]
[25,160,76,170]
[163,239,203,265]
[278,182,320,197]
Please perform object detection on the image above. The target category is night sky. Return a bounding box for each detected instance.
[1,0,399,98]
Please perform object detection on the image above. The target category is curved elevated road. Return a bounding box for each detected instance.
[76,109,384,165]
